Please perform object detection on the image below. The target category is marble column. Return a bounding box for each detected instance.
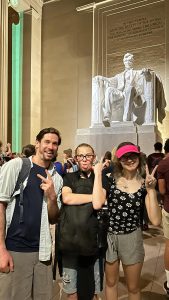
[9,0,43,146]
[0,0,8,144]
[30,7,42,143]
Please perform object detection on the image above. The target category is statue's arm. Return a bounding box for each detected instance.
[109,75,118,88]
[93,74,118,89]
[93,75,110,84]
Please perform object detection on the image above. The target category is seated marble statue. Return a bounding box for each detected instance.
[92,53,166,126]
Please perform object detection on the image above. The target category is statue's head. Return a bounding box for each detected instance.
[123,53,134,68]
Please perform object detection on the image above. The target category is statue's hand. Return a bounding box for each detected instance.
[95,75,103,81]
[94,75,109,83]
[141,68,153,75]
[133,95,143,107]
[141,68,153,81]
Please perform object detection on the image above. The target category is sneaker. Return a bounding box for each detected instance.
[163,281,169,296]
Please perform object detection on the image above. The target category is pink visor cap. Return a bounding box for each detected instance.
[115,145,140,159]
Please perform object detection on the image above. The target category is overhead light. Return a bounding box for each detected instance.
[43,0,61,4]
[8,0,30,12]
[9,0,19,7]
[76,2,96,12]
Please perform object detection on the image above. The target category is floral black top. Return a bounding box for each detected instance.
[103,177,147,234]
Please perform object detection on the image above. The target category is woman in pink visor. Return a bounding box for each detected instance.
[102,142,161,300]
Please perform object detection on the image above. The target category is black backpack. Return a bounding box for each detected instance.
[12,157,31,223]
[58,171,108,257]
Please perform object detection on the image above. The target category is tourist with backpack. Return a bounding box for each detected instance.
[0,127,63,300]
[59,143,106,300]
[102,142,161,300]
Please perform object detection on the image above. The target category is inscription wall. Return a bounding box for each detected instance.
[108,17,164,41]
[93,0,168,108]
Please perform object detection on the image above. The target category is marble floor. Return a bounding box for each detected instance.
[52,225,167,300]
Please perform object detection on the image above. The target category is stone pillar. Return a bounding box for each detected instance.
[9,0,43,145]
[21,1,43,144]
[30,7,42,142]
[0,0,8,144]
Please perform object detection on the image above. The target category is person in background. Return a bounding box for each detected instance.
[148,142,165,209]
[54,154,64,176]
[0,141,12,166]
[103,151,112,168]
[5,143,12,157]
[22,144,36,158]
[157,138,169,296]
[102,142,161,300]
[63,148,78,174]
[102,150,114,177]
[147,142,164,174]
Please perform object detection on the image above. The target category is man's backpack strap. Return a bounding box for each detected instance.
[12,157,31,223]
[14,158,32,193]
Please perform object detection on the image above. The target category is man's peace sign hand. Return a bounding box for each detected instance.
[37,170,56,201]
[145,164,158,189]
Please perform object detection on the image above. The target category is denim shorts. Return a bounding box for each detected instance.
[106,228,145,265]
[62,255,103,294]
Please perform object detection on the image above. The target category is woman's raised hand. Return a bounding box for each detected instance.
[145,164,158,189]
[93,157,104,174]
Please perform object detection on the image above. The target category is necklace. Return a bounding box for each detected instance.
[118,177,135,190]
[122,180,130,190]
[117,178,130,190]
[117,175,143,192]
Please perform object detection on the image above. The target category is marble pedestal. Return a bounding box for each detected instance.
[75,122,159,158]
[137,123,162,155]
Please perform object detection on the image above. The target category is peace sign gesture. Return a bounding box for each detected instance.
[145,164,158,189]
[37,170,56,201]
[93,156,105,174]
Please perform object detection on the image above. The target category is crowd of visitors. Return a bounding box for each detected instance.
[0,132,168,299]
[0,140,12,166]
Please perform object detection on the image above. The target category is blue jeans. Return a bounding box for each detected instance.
[62,254,103,294]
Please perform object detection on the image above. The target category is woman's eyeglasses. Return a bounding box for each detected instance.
[75,154,94,161]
